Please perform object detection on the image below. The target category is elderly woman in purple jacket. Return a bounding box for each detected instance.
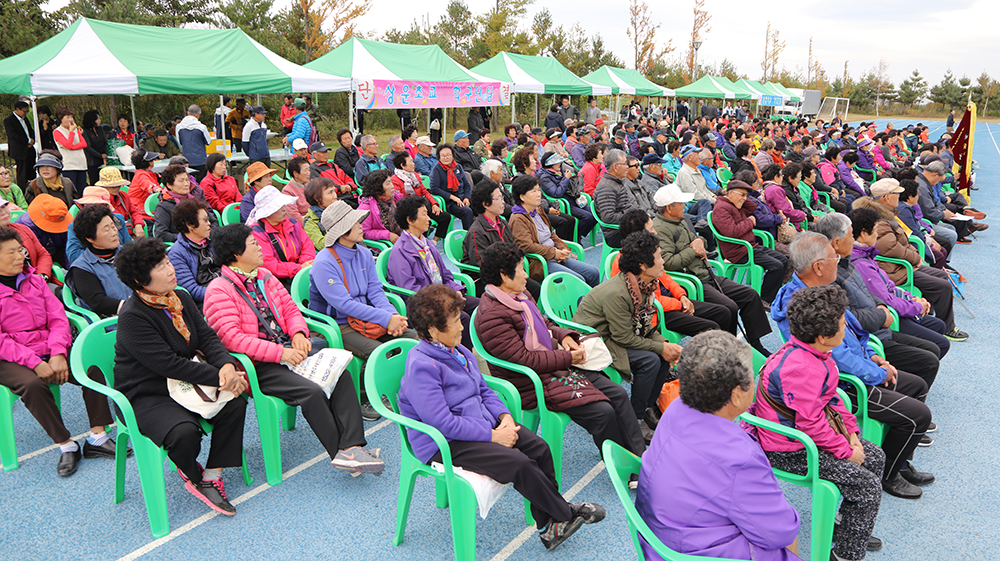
[636,330,802,561]
[387,196,479,349]
[397,284,605,552]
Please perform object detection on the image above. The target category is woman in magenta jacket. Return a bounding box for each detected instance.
[203,223,383,476]
[751,285,883,561]
[357,169,403,244]
[0,225,119,476]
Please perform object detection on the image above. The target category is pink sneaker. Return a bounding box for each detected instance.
[184,479,236,515]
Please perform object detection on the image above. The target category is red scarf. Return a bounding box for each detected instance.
[439,159,460,193]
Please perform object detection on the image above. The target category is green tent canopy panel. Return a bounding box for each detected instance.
[769,82,802,102]
[673,75,737,99]
[712,77,753,100]
[581,66,674,97]
[0,18,351,95]
[305,38,494,86]
[472,52,611,95]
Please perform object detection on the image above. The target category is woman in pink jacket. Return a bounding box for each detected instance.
[357,169,402,244]
[245,186,316,287]
[203,223,383,475]
[0,225,122,477]
[750,285,883,561]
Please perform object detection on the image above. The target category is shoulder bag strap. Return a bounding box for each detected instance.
[222,276,282,342]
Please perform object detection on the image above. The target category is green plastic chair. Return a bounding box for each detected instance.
[221,202,241,226]
[0,378,62,471]
[539,272,601,333]
[706,211,764,294]
[798,181,829,217]
[873,255,920,297]
[10,210,25,221]
[590,200,619,280]
[364,339,528,561]
[62,283,101,324]
[144,192,160,217]
[470,310,572,488]
[246,316,346,486]
[907,234,928,265]
[717,167,733,188]
[375,246,475,298]
[602,440,738,561]
[69,317,253,538]
[443,230,480,276]
[853,163,876,181]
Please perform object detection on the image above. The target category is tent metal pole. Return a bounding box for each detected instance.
[217,94,224,141]
[130,95,138,139]
[511,92,515,124]
[30,97,41,164]
[534,94,538,127]
[443,108,447,141]
[348,90,356,137]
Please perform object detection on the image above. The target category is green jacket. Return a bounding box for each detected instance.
[0,183,28,209]
[141,137,180,160]
[302,208,324,251]
[572,273,666,381]
[653,213,710,283]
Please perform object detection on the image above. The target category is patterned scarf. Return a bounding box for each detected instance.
[137,289,190,343]
[624,271,657,337]
[394,168,421,195]
[407,231,442,284]
[43,176,64,192]
[439,159,460,193]
[427,340,468,368]
[377,196,401,235]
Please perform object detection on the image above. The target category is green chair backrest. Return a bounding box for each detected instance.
[376,246,413,297]
[539,272,593,331]
[290,265,314,309]
[144,193,160,217]
[602,440,734,561]
[590,198,619,231]
[717,168,733,188]
[443,229,476,273]
[365,339,420,452]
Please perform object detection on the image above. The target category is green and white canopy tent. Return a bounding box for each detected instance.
[769,82,802,102]
[0,18,352,144]
[735,78,769,100]
[715,77,758,100]
[472,52,612,95]
[0,18,351,95]
[472,52,613,127]
[673,75,738,99]
[581,66,674,97]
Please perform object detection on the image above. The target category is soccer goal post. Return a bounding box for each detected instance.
[818,97,850,122]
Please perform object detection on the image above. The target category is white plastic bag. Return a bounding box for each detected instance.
[432,462,511,519]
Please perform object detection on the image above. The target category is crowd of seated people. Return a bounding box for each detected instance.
[0,99,984,560]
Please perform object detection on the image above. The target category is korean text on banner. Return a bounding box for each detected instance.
[356,80,511,110]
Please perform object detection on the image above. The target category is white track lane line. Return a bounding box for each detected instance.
[488,461,606,561]
[986,123,1000,157]
[116,419,392,561]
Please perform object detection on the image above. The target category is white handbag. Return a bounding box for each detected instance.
[577,333,613,372]
[167,378,236,419]
[281,348,354,398]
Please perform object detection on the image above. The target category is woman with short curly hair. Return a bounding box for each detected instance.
[399,284,607,552]
[167,198,221,304]
[754,284,884,561]
[357,169,402,244]
[114,236,249,515]
[635,330,802,561]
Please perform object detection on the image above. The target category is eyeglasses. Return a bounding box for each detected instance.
[818,255,842,264]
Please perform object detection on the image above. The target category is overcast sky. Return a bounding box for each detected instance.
[42,0,998,86]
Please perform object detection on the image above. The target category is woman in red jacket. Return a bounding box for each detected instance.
[203,223,383,475]
[200,153,240,212]
[390,152,449,240]
[579,143,605,197]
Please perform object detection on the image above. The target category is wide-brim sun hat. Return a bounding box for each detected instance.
[27,193,73,233]
[246,161,279,184]
[94,166,129,188]
[245,185,298,225]
[75,186,113,207]
[321,200,370,247]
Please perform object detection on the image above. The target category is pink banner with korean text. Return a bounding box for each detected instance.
[355,79,511,110]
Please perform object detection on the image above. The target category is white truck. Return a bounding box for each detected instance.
[774,89,822,119]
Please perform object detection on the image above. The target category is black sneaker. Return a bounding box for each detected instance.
[926,422,937,433]
[944,328,968,342]
[185,479,236,515]
[899,462,935,486]
[360,400,381,422]
[918,434,933,447]
[570,502,606,524]
[539,516,585,551]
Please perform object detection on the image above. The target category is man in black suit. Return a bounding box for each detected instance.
[3,101,35,190]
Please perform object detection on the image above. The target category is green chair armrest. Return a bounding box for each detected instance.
[386,292,406,315]
[666,271,704,301]
[482,375,523,425]
[753,229,775,249]
[739,412,821,487]
[566,241,585,261]
[525,254,549,277]
[453,272,476,294]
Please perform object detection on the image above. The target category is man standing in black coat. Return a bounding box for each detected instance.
[3,101,36,191]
